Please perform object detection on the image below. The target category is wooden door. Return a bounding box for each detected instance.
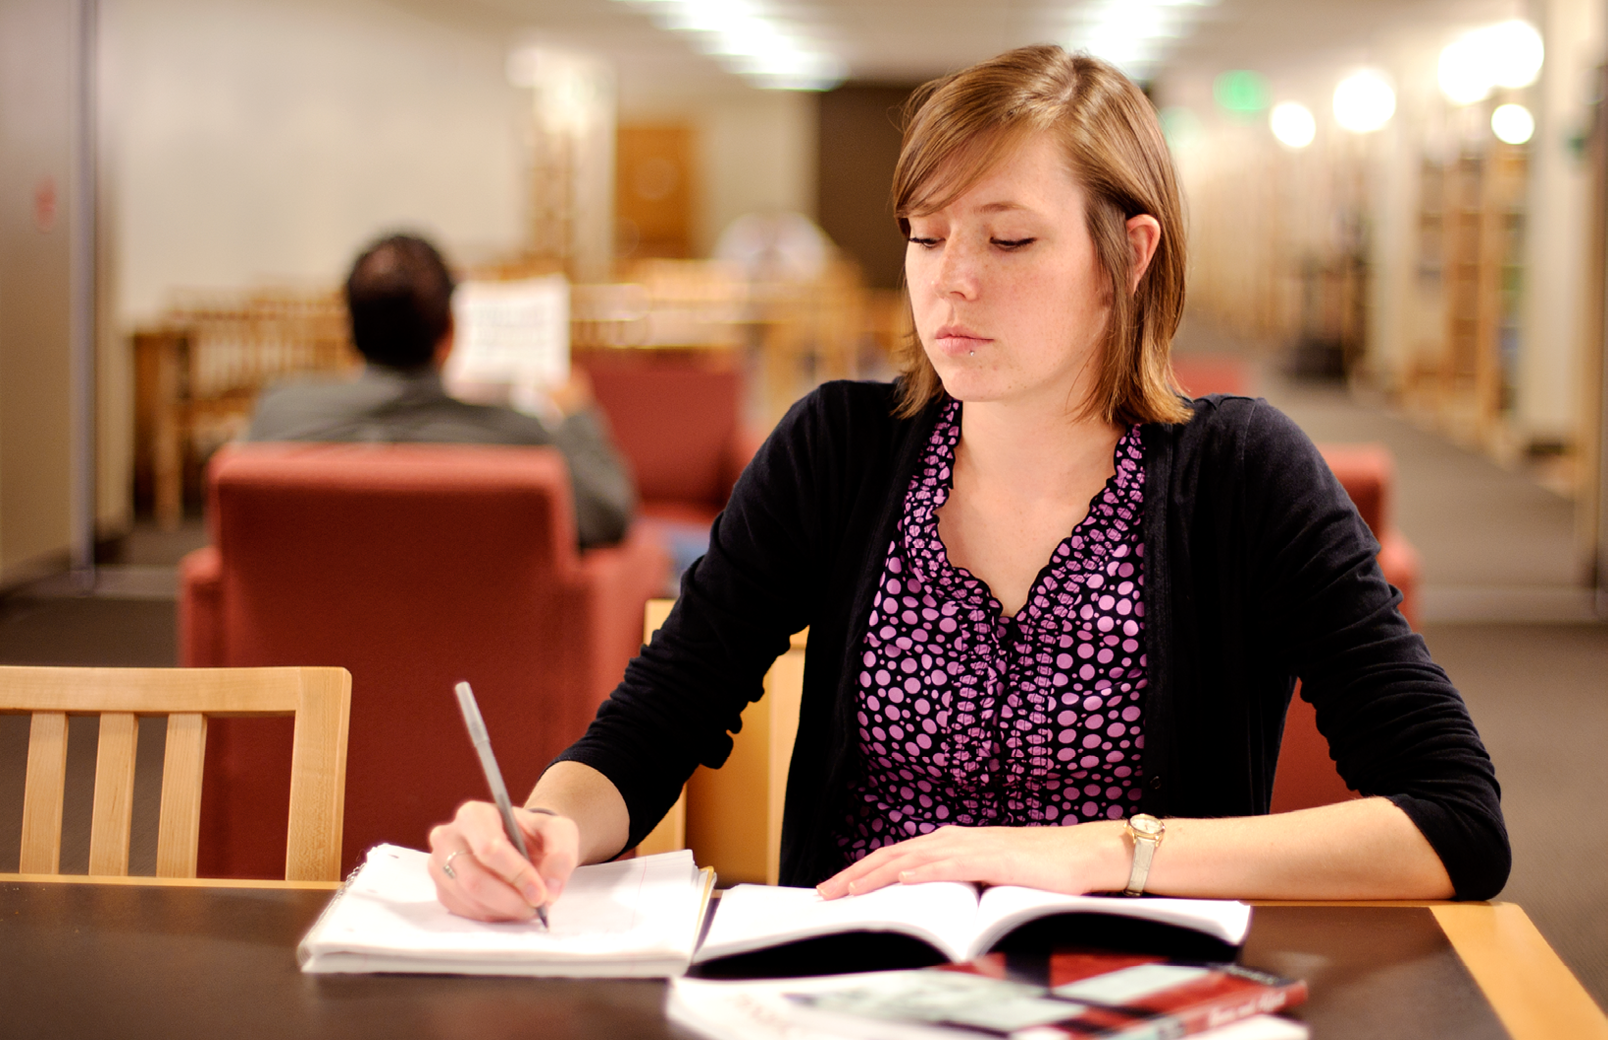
[616,124,696,262]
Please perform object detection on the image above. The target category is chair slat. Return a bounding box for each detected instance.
[19,713,70,874]
[88,713,140,876]
[283,670,350,882]
[156,713,207,878]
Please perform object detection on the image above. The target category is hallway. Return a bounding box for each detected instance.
[1175,319,1589,619]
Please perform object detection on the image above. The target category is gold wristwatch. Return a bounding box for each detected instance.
[1123,814,1165,896]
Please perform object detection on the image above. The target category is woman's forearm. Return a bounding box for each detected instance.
[821,796,1456,901]
[524,761,632,866]
[1141,797,1454,900]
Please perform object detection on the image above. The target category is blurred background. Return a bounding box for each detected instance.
[0,0,1603,1010]
[0,0,1601,600]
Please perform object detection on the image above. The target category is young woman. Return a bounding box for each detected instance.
[428,46,1508,923]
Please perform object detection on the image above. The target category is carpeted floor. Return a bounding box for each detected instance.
[1418,622,1607,1010]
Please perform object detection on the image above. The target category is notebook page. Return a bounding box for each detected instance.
[696,882,981,964]
[307,844,702,963]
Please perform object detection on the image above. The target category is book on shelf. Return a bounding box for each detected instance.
[297,844,714,978]
[695,881,1252,970]
[668,958,1309,1040]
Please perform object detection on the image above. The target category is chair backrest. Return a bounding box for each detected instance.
[650,598,807,887]
[1316,443,1393,539]
[1,666,349,881]
[578,352,745,513]
[1170,355,1251,398]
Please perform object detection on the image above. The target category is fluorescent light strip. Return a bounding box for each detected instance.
[1064,0,1218,77]
[615,0,845,90]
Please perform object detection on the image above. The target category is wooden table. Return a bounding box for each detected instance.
[1,875,1602,1040]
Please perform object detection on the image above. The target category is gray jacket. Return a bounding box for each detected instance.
[245,365,634,548]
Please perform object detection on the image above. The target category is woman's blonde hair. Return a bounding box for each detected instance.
[892,45,1192,425]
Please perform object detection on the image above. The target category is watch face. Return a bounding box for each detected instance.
[1131,815,1164,837]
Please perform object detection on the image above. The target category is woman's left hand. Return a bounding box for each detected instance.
[816,821,1130,899]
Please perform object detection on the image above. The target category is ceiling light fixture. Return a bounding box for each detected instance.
[613,0,845,91]
[1064,0,1219,79]
[1270,102,1316,148]
[1491,103,1535,145]
[1438,20,1544,106]
[1333,70,1395,133]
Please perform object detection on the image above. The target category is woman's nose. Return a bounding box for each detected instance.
[932,244,978,299]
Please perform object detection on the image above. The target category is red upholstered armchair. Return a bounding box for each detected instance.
[1316,443,1421,628]
[178,443,669,878]
[577,351,762,526]
[577,352,763,593]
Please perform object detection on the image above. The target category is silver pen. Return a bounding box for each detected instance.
[453,681,549,929]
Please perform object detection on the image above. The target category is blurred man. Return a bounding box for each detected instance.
[246,233,633,547]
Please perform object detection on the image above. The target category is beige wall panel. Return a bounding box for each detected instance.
[696,91,817,257]
[104,0,529,329]
[0,0,76,579]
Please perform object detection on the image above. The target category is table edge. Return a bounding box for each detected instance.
[1431,902,1608,1040]
[0,872,341,891]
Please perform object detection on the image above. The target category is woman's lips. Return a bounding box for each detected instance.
[932,325,991,356]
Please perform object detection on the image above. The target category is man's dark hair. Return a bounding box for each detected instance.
[344,233,455,368]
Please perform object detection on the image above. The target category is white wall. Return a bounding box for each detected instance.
[1517,0,1605,445]
[102,0,530,327]
[0,0,78,579]
[1364,31,1444,394]
[693,91,818,256]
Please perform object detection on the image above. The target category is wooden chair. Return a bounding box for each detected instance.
[632,602,688,858]
[2,666,350,882]
[644,598,804,885]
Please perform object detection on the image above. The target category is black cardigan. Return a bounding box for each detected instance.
[557,381,1510,899]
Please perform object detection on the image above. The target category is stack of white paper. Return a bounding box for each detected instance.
[298,844,714,978]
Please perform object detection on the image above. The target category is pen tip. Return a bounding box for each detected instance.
[536,904,550,930]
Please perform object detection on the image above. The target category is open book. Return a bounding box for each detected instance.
[298,844,715,977]
[695,882,1251,967]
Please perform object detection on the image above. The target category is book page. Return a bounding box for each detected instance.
[444,275,570,397]
[968,887,1252,960]
[696,882,982,964]
[304,844,704,965]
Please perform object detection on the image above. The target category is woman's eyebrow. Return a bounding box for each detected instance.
[976,200,1035,214]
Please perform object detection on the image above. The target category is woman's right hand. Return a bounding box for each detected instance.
[428,800,580,922]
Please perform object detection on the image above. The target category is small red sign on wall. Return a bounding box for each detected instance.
[34,176,57,232]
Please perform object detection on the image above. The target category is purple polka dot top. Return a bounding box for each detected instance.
[838,399,1148,862]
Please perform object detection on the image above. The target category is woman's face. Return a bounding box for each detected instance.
[905,133,1112,413]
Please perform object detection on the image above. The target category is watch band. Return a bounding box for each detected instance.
[1123,814,1164,896]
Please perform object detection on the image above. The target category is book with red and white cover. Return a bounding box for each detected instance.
[780,951,1308,1040]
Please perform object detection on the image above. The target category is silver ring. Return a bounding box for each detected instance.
[442,850,465,880]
